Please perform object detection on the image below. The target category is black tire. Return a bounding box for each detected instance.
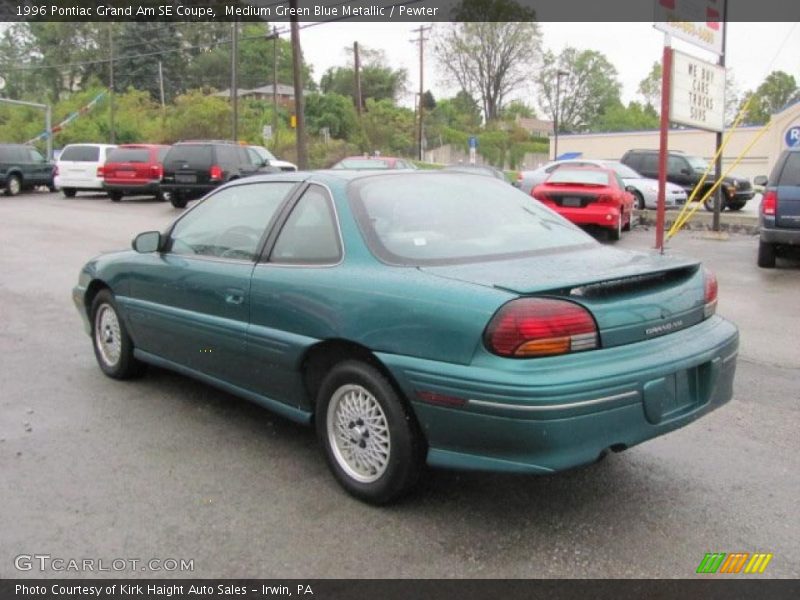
[47,183,57,193]
[703,191,718,212]
[90,289,145,379]
[608,215,622,241]
[156,191,169,202]
[757,240,776,269]
[62,188,77,198]
[727,202,745,211]
[622,209,632,232]
[4,174,21,196]
[170,192,187,208]
[315,360,425,505]
[633,191,645,210]
[108,191,123,202]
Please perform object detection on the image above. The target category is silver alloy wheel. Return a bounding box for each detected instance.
[8,176,20,195]
[327,384,391,483]
[94,303,122,367]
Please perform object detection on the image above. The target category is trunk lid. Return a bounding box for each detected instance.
[421,245,706,348]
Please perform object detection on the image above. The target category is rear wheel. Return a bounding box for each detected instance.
[608,215,622,241]
[5,174,21,196]
[316,360,424,504]
[62,188,77,198]
[108,191,123,202]
[170,192,187,208]
[90,289,145,379]
[757,240,776,269]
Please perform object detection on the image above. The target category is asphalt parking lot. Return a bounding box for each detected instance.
[1,190,798,579]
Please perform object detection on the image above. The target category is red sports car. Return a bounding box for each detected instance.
[531,166,635,240]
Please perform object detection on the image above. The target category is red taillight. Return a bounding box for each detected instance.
[595,194,615,204]
[96,165,104,178]
[151,164,163,179]
[703,268,718,318]
[484,298,598,358]
[209,165,223,181]
[761,190,777,216]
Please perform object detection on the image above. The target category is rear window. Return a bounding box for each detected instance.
[334,158,392,170]
[547,169,610,185]
[600,161,641,179]
[60,145,100,162]
[778,152,800,186]
[107,148,150,163]
[349,173,593,266]
[164,145,212,169]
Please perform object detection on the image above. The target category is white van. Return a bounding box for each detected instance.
[55,143,117,197]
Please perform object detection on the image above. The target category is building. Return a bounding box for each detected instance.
[516,116,554,139]
[549,100,800,179]
[212,84,310,108]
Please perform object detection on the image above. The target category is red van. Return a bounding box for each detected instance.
[102,144,170,202]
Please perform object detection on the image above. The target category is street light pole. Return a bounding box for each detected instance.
[553,70,568,161]
[266,27,279,147]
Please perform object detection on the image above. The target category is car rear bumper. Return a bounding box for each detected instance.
[760,226,800,245]
[549,204,622,229]
[378,315,738,474]
[103,180,161,195]
[54,176,104,190]
[160,182,218,196]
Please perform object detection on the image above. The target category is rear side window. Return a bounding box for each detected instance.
[163,145,212,169]
[28,149,44,162]
[270,186,342,264]
[157,147,170,162]
[107,148,150,163]
[0,147,14,161]
[640,154,659,173]
[777,152,800,186]
[60,145,100,162]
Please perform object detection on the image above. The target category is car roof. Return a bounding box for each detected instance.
[227,169,464,188]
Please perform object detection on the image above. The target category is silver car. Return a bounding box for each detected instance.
[518,159,688,209]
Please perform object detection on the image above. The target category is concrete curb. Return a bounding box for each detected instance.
[634,209,759,235]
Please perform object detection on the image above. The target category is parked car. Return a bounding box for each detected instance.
[620,149,754,211]
[102,144,171,202]
[73,171,738,504]
[160,140,276,208]
[331,156,417,170]
[247,145,298,171]
[442,163,507,181]
[55,143,117,197]
[519,159,687,209]
[754,148,800,268]
[0,143,55,195]
[532,166,635,241]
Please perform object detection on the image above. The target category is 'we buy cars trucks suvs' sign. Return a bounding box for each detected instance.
[654,0,724,56]
[670,50,726,132]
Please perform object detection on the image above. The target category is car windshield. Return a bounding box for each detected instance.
[252,146,277,161]
[686,156,710,170]
[547,169,610,186]
[349,173,593,266]
[335,158,392,170]
[600,161,641,179]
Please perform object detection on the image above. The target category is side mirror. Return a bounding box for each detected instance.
[753,175,768,187]
[132,231,162,253]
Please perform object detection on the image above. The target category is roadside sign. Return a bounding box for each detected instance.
[262,125,272,140]
[654,0,724,56]
[670,50,726,132]
[785,126,800,148]
[468,136,477,149]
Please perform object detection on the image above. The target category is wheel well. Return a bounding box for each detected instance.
[301,339,408,412]
[84,280,110,319]
[6,169,22,182]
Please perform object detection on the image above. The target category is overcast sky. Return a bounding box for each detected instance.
[296,21,800,114]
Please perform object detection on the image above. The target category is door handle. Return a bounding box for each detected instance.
[224,289,245,305]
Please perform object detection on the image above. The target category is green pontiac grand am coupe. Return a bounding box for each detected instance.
[73,171,738,504]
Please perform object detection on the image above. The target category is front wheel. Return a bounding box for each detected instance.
[90,289,145,379]
[170,192,187,208]
[316,360,425,504]
[633,191,645,210]
[5,174,21,196]
[108,191,123,202]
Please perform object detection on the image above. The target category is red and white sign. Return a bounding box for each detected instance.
[654,0,724,55]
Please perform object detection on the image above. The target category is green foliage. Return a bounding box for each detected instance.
[500,100,536,121]
[164,91,232,142]
[359,99,415,156]
[304,93,359,140]
[738,71,799,125]
[638,62,662,110]
[593,100,659,132]
[320,46,407,107]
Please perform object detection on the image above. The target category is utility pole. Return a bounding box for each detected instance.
[553,70,568,160]
[353,41,362,116]
[231,20,239,141]
[157,61,166,113]
[108,23,115,144]
[272,27,278,143]
[410,25,431,161]
[712,0,728,232]
[290,0,308,169]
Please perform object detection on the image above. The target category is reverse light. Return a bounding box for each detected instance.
[96,165,104,178]
[209,165,223,181]
[484,298,598,358]
[703,268,718,318]
[761,190,777,216]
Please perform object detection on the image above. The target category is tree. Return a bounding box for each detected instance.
[421,90,436,111]
[320,46,407,108]
[360,99,415,155]
[500,100,536,122]
[435,0,542,122]
[304,93,359,140]
[738,71,799,125]
[638,61,661,110]
[593,100,659,132]
[114,23,184,102]
[536,47,621,133]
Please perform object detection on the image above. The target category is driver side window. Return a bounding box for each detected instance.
[168,182,295,261]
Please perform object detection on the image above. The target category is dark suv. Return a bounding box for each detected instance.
[621,149,754,211]
[754,148,800,268]
[160,141,277,208]
[0,143,55,196]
